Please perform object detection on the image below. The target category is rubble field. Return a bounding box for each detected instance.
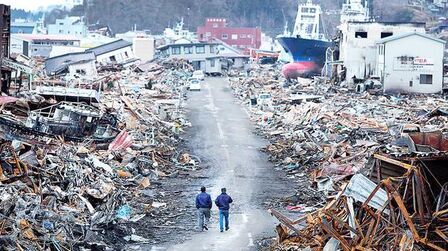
[0,58,213,250]
[229,65,448,251]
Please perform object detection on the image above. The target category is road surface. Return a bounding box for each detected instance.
[162,77,289,251]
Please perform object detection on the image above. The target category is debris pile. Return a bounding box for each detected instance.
[229,65,448,250]
[230,66,448,187]
[270,137,448,250]
[0,58,196,249]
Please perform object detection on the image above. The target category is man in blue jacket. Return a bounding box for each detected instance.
[195,186,212,231]
[215,188,233,232]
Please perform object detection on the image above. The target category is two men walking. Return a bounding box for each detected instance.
[196,187,233,232]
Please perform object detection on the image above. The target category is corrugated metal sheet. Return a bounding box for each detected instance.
[343,174,388,211]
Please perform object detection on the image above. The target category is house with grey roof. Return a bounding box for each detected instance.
[86,39,136,65]
[45,51,97,78]
[157,42,222,74]
[157,40,248,74]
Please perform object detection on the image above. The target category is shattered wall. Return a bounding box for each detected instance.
[338,21,425,80]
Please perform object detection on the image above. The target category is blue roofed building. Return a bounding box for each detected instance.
[11,21,36,34]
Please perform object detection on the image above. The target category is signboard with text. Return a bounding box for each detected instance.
[394,56,434,71]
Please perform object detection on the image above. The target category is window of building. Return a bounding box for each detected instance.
[381,32,393,38]
[196,46,205,54]
[240,34,247,38]
[124,51,129,58]
[210,45,215,53]
[379,45,384,55]
[420,74,433,85]
[210,59,215,67]
[59,30,63,34]
[222,34,228,39]
[76,69,86,75]
[172,47,181,55]
[231,34,238,40]
[409,80,413,87]
[302,7,309,13]
[59,22,64,25]
[206,32,211,37]
[247,34,252,38]
[213,23,219,28]
[355,31,368,38]
[184,46,193,54]
[109,55,117,62]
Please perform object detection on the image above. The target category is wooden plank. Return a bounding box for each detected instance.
[374,154,414,170]
[268,209,301,235]
[435,228,448,243]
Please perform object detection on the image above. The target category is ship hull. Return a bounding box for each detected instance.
[277,36,332,76]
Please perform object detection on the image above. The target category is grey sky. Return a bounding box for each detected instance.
[0,0,66,11]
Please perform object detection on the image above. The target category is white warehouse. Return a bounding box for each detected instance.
[376,32,446,94]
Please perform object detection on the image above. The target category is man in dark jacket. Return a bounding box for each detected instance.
[215,188,233,232]
[195,186,212,231]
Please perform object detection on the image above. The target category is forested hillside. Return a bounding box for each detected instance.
[35,0,435,36]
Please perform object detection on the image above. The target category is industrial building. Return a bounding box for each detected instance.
[197,18,261,52]
[376,32,445,94]
[11,34,80,58]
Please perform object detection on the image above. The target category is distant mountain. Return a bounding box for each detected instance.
[43,0,435,36]
[11,9,44,22]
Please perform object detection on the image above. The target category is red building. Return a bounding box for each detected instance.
[197,18,261,53]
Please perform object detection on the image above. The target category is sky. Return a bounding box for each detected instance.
[0,0,66,11]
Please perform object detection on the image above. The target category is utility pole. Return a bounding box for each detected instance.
[0,4,10,94]
[0,5,5,75]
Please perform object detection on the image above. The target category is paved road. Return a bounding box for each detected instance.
[160,77,287,251]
